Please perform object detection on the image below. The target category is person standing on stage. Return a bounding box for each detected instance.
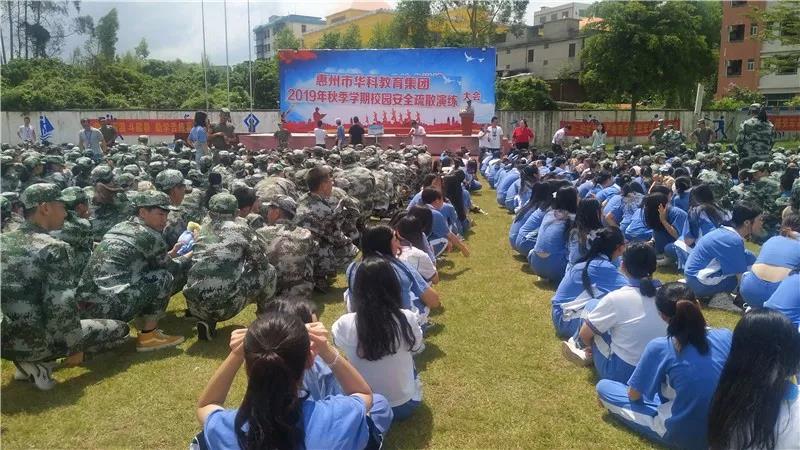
[512,119,534,153]
[349,116,365,146]
[409,120,426,146]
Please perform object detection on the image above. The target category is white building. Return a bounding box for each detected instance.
[533,2,593,25]
[254,14,325,60]
[496,18,584,80]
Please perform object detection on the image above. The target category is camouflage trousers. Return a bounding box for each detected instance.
[273,280,314,303]
[8,319,129,363]
[185,268,277,323]
[314,243,358,280]
[80,269,173,325]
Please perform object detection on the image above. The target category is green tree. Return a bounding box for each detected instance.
[496,76,555,110]
[392,0,433,47]
[367,22,397,48]
[340,25,361,49]
[580,1,716,138]
[94,8,119,60]
[432,0,528,46]
[134,38,149,59]
[273,27,301,51]
[316,31,341,49]
[708,85,765,110]
[750,2,800,74]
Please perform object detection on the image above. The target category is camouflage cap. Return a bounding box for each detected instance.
[154,169,188,192]
[44,155,65,166]
[749,161,769,172]
[116,173,137,189]
[22,155,42,168]
[341,149,357,164]
[20,183,68,209]
[0,196,9,216]
[749,103,761,111]
[266,163,285,175]
[60,186,89,208]
[364,157,380,169]
[208,193,238,215]
[122,164,141,176]
[90,165,116,184]
[265,194,297,217]
[132,190,177,211]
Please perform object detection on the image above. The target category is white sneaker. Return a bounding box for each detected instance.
[15,362,56,390]
[561,337,592,367]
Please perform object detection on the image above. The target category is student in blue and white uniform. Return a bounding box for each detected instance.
[504,165,538,212]
[603,182,644,229]
[513,181,555,255]
[490,160,512,190]
[740,213,800,307]
[530,186,579,283]
[198,312,385,450]
[709,308,800,450]
[664,183,727,270]
[670,176,691,212]
[496,162,521,207]
[595,175,621,204]
[395,216,439,285]
[571,243,665,383]
[420,189,470,258]
[596,283,732,450]
[641,192,687,254]
[443,173,470,235]
[407,174,441,210]
[551,227,628,338]
[764,272,800,329]
[334,257,425,422]
[406,206,436,263]
[684,202,762,298]
[509,182,543,248]
[567,198,604,270]
[464,159,481,191]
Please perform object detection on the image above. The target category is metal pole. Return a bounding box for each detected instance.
[224,0,230,107]
[247,0,254,113]
[201,0,209,110]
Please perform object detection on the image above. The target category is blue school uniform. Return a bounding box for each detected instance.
[603,194,624,225]
[764,273,800,328]
[439,202,461,235]
[406,191,423,209]
[624,208,652,242]
[203,396,371,450]
[665,208,725,269]
[496,169,519,206]
[670,191,690,212]
[577,180,594,199]
[619,194,644,232]
[509,208,535,248]
[480,155,493,175]
[684,227,749,297]
[596,185,620,204]
[426,207,450,256]
[529,210,573,283]
[740,236,800,307]
[486,163,502,187]
[596,328,732,450]
[514,207,548,255]
[550,255,628,338]
[652,207,687,254]
[347,258,429,315]
[304,356,343,400]
[566,232,588,270]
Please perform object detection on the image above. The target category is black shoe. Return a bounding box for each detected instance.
[183,309,194,319]
[196,321,216,341]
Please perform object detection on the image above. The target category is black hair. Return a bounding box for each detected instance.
[576,226,624,298]
[202,173,225,209]
[395,215,427,253]
[595,171,613,187]
[779,167,799,192]
[643,193,669,231]
[515,181,548,222]
[780,212,800,237]
[708,309,800,450]
[360,224,396,259]
[655,282,708,354]
[305,166,331,192]
[351,257,417,361]
[731,202,762,227]
[688,184,726,228]
[235,312,308,450]
[232,185,257,209]
[572,198,603,249]
[421,173,439,188]
[193,111,207,128]
[421,187,442,205]
[622,181,645,197]
[554,186,578,240]
[674,176,691,195]
[518,165,539,199]
[673,167,690,178]
[650,184,671,197]
[407,205,433,235]
[260,298,318,324]
[442,174,466,222]
[622,242,657,297]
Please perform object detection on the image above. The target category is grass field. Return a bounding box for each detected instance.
[1,186,744,449]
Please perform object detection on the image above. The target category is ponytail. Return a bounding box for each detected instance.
[235,313,309,450]
[655,283,709,354]
[622,242,657,297]
[577,227,624,298]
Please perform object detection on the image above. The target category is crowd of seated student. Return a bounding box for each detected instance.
[197,160,477,449]
[485,150,800,449]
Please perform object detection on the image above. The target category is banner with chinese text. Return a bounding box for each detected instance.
[560,119,681,137]
[278,48,495,134]
[88,118,192,135]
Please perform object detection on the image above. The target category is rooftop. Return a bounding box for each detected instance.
[253,14,325,32]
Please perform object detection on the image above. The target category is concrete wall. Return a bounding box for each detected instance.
[2,110,282,146]
[496,109,800,147]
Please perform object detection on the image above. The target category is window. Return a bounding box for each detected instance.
[562,11,569,18]
[568,43,576,57]
[731,1,747,6]
[578,9,587,17]
[506,49,510,55]
[527,49,534,62]
[266,43,271,52]
[750,24,758,36]
[544,43,549,49]
[301,24,307,33]
[539,16,545,24]
[747,59,755,71]
[777,64,798,75]
[729,24,745,42]
[543,59,548,66]
[505,64,510,70]
[265,29,270,38]
[550,13,557,21]
[726,59,742,76]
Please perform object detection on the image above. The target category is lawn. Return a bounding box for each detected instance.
[1,187,743,449]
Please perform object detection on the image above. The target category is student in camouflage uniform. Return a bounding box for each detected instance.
[1,184,129,390]
[1,192,24,233]
[183,193,276,340]
[89,165,130,241]
[254,164,299,202]
[295,166,358,290]
[156,169,190,248]
[273,121,292,150]
[744,161,782,238]
[365,156,395,218]
[42,155,71,189]
[661,124,685,157]
[209,108,235,151]
[648,119,667,150]
[338,149,376,222]
[77,190,190,352]
[736,103,775,169]
[52,186,94,274]
[256,195,317,302]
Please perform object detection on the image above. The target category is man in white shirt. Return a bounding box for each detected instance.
[313,120,327,148]
[409,120,426,146]
[78,118,107,162]
[17,116,36,143]
[485,116,504,155]
[551,124,571,155]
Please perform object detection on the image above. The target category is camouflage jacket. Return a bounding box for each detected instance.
[736,117,775,159]
[53,211,94,274]
[295,192,351,248]
[339,165,376,205]
[255,176,299,202]
[1,222,82,360]
[90,196,131,241]
[256,219,317,286]
[162,205,190,249]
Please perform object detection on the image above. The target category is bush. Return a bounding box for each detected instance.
[496,76,556,110]
[709,84,765,110]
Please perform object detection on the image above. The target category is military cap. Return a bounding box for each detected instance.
[265,194,297,217]
[364,157,380,169]
[749,161,768,173]
[60,186,89,208]
[154,169,188,191]
[20,183,68,209]
[341,149,357,164]
[44,155,65,166]
[208,193,238,215]
[749,103,761,111]
[266,163,285,175]
[0,196,9,217]
[116,143,129,152]
[122,164,141,176]
[90,165,117,185]
[116,173,137,189]
[75,157,93,168]
[132,190,177,210]
[22,155,42,168]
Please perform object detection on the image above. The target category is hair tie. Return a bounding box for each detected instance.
[587,229,600,243]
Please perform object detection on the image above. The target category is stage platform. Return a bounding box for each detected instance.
[238,133,479,156]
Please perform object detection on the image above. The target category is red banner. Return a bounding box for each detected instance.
[773,115,800,132]
[88,119,193,135]
[560,119,681,137]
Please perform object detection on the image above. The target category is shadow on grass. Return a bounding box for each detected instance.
[384,402,435,449]
[424,322,445,337]
[415,341,446,372]
[312,285,347,318]
[438,267,471,282]
[184,324,249,359]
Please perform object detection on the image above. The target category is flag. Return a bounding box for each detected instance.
[39,115,54,142]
